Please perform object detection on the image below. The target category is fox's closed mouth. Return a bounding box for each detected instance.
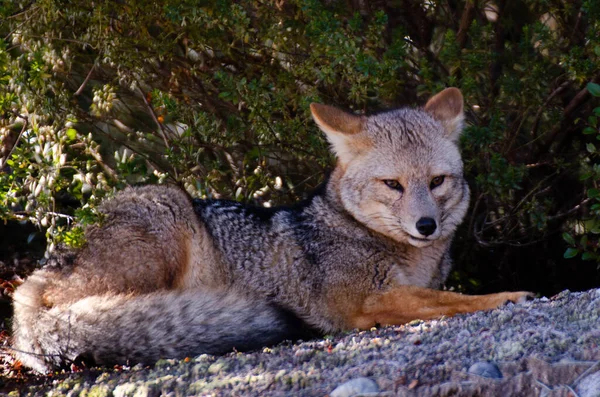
[409,236,431,242]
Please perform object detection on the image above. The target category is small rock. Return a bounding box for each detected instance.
[468,361,503,379]
[330,377,379,397]
[575,370,600,397]
[457,329,471,339]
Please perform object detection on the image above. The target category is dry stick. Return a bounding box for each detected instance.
[508,171,562,214]
[1,116,28,169]
[546,197,592,221]
[6,1,36,19]
[467,193,484,240]
[563,84,593,118]
[456,0,476,49]
[530,79,570,140]
[117,95,166,141]
[88,123,161,179]
[541,73,600,153]
[3,6,41,41]
[477,180,563,232]
[68,122,120,182]
[137,86,170,149]
[568,9,584,45]
[473,218,550,247]
[88,149,119,182]
[74,63,96,96]
[27,35,95,48]
[503,107,532,155]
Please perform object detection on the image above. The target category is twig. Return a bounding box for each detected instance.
[456,0,476,49]
[531,80,570,139]
[538,73,600,154]
[46,212,75,221]
[564,84,593,118]
[3,7,41,44]
[5,2,36,19]
[27,35,95,48]
[137,86,170,149]
[12,210,74,222]
[1,116,28,168]
[74,63,96,96]
[546,198,592,221]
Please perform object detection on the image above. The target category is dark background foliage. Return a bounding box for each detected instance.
[1,0,599,296]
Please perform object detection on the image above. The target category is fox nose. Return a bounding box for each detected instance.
[416,217,437,237]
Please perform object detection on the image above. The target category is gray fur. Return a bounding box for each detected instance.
[12,94,473,372]
[13,270,301,373]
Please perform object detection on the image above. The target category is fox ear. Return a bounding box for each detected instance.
[310,103,368,165]
[424,87,465,141]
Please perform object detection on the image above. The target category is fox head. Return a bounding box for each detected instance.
[310,88,470,247]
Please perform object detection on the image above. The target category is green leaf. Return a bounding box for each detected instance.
[588,188,600,199]
[596,46,600,57]
[587,143,597,153]
[563,247,579,259]
[588,82,600,97]
[562,232,576,245]
[583,127,596,135]
[581,252,594,261]
[66,128,77,141]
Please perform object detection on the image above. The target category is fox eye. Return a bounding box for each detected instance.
[383,180,404,192]
[430,175,445,189]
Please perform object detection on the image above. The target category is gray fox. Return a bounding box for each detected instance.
[12,88,532,373]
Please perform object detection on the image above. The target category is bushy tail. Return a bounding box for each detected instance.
[12,271,305,373]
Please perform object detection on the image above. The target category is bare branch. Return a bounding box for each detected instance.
[137,86,170,149]
[74,63,96,96]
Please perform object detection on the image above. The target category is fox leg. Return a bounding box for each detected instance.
[350,285,533,329]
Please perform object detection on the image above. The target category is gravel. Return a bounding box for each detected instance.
[9,288,600,397]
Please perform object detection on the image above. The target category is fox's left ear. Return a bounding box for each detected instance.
[424,87,464,142]
[310,103,369,166]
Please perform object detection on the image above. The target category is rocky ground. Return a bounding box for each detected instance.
[2,288,600,396]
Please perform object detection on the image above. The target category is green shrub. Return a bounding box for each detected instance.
[563,82,600,264]
[1,0,599,293]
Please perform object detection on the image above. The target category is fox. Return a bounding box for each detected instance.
[12,88,532,374]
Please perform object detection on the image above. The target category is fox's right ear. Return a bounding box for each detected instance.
[310,103,369,166]
[424,87,465,142]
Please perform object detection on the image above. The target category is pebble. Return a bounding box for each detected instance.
[468,361,503,379]
[575,370,600,397]
[330,377,379,397]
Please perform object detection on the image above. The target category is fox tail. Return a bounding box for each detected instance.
[12,271,305,373]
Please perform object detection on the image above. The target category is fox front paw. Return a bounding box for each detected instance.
[499,291,535,305]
